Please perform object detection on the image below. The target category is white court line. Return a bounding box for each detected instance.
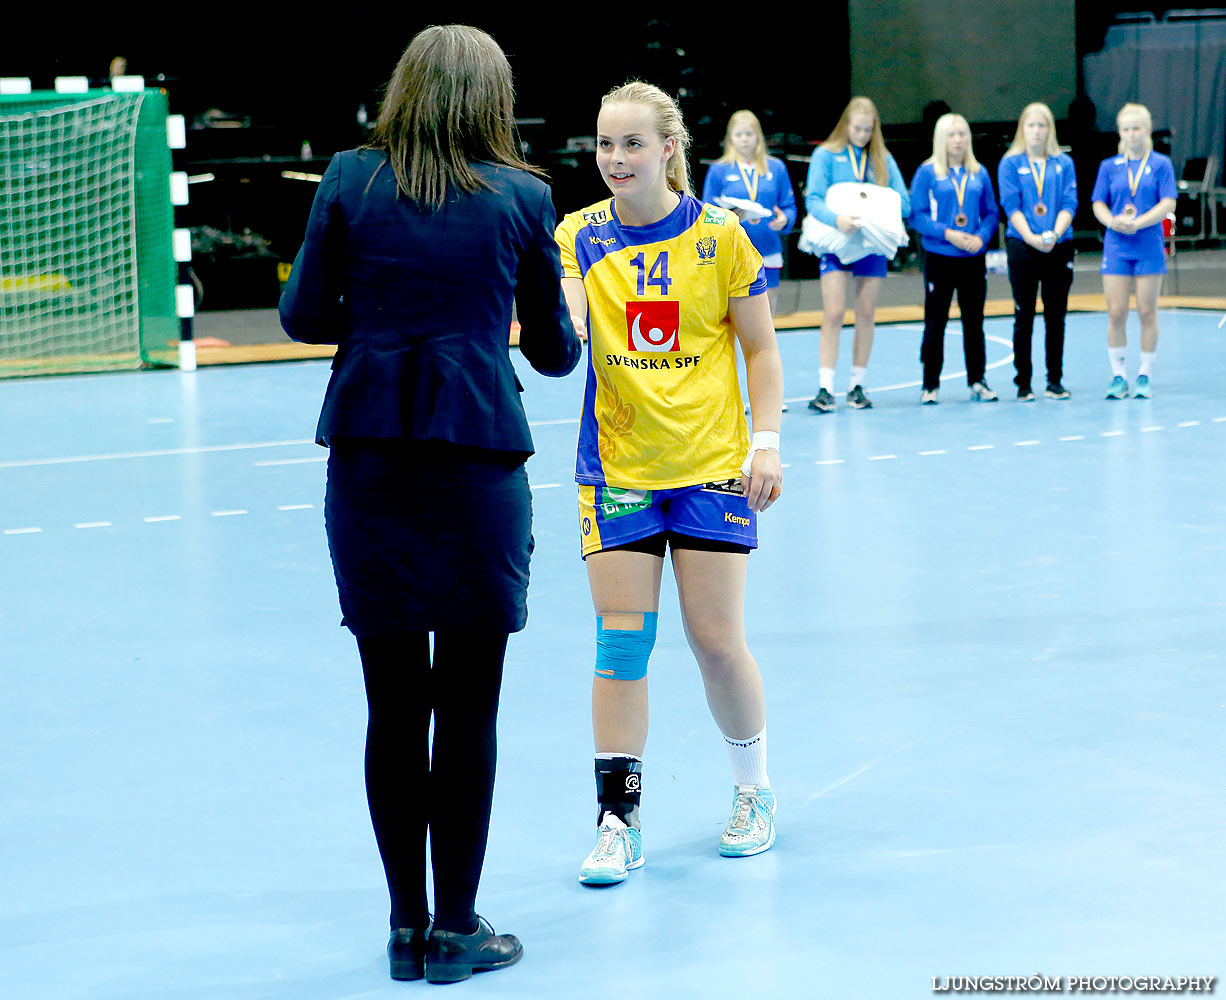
[807,739,923,803]
[528,418,580,427]
[1214,416,1226,423]
[278,504,314,511]
[530,483,562,490]
[0,439,314,469]
[815,458,845,466]
[1013,440,1040,447]
[147,417,174,424]
[3,527,41,535]
[211,509,248,517]
[968,444,995,451]
[1142,426,1164,433]
[1178,421,1200,427]
[919,449,947,456]
[868,454,897,461]
[75,521,113,529]
[144,515,181,523]
[255,457,326,466]
[1059,435,1085,441]
[1101,430,1126,437]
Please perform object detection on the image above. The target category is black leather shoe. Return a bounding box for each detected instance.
[388,926,428,981]
[426,916,523,984]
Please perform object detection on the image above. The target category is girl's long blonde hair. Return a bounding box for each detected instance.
[925,113,982,178]
[1005,102,1062,158]
[716,109,769,175]
[1116,102,1155,155]
[602,81,693,196]
[365,24,541,210]
[820,96,890,187]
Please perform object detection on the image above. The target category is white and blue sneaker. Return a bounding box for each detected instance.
[578,814,644,885]
[719,784,777,858]
[1134,374,1152,398]
[969,381,999,402]
[1106,375,1129,399]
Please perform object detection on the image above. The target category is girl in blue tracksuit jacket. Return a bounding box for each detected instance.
[803,96,910,412]
[909,112,999,403]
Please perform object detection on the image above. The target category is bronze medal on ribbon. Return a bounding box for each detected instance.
[1123,203,1137,219]
[1035,202,1047,217]
[955,213,968,227]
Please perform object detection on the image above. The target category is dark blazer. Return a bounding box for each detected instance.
[279,148,580,454]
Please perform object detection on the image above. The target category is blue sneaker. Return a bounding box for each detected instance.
[1105,375,1129,399]
[1134,374,1152,398]
[579,815,644,885]
[719,784,777,857]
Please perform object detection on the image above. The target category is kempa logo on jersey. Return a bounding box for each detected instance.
[626,300,680,352]
[589,235,618,247]
[599,487,652,519]
[696,236,717,264]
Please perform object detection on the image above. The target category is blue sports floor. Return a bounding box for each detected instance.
[2,311,1223,998]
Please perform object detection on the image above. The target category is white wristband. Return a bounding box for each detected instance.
[740,430,780,476]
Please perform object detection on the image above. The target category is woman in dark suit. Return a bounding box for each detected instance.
[279,25,579,985]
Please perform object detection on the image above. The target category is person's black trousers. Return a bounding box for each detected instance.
[1005,237,1074,389]
[921,251,987,391]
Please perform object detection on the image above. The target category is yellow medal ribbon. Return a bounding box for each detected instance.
[951,167,969,223]
[850,144,867,183]
[1029,157,1046,201]
[1126,150,1150,203]
[736,161,759,203]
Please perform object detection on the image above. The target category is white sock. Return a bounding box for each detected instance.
[1108,347,1127,378]
[819,367,835,393]
[723,726,769,787]
[848,365,867,391]
[1139,351,1156,376]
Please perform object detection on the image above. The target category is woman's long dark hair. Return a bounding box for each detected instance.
[366,24,543,209]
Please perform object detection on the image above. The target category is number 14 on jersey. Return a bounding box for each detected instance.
[630,251,671,296]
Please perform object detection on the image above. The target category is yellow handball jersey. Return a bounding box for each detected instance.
[556,194,766,490]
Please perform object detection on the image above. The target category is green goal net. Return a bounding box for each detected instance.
[0,88,178,376]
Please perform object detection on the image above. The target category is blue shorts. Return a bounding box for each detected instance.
[820,253,889,278]
[578,480,757,558]
[1100,254,1166,276]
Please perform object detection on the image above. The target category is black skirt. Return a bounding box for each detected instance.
[324,439,533,636]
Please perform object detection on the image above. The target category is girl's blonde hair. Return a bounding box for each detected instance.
[1005,102,1062,158]
[601,81,693,196]
[716,110,769,175]
[1116,102,1154,155]
[365,24,541,211]
[925,113,981,178]
[820,96,891,187]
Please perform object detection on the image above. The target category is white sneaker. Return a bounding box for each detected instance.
[719,784,777,857]
[578,815,644,885]
[920,388,939,405]
[969,381,998,402]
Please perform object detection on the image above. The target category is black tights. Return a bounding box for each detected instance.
[357,630,508,934]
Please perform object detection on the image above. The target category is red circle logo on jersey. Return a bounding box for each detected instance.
[626,301,681,352]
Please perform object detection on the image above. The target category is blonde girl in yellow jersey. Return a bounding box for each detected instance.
[555,81,784,885]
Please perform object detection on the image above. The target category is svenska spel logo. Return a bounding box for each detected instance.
[626,300,680,352]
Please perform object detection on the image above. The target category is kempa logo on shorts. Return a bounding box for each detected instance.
[599,487,652,519]
[626,300,681,352]
[724,512,751,526]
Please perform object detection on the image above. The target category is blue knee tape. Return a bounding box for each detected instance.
[594,612,658,680]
